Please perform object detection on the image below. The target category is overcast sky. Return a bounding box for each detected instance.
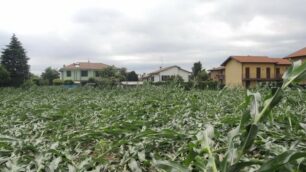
[0,0,305,75]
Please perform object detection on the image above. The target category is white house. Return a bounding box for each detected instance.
[142,66,191,82]
[59,62,110,82]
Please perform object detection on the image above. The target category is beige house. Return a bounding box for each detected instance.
[60,62,110,82]
[142,66,191,82]
[208,66,225,85]
[221,56,291,88]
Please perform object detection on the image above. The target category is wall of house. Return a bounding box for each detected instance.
[242,63,275,79]
[288,56,306,63]
[157,67,191,82]
[62,69,96,81]
[225,60,243,87]
[209,70,224,83]
[275,65,289,77]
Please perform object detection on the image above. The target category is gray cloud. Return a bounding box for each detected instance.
[0,0,305,75]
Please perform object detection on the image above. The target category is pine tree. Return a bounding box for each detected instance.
[1,34,30,86]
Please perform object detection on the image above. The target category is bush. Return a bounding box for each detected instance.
[95,77,120,89]
[21,79,35,88]
[53,79,64,85]
[64,80,74,85]
[37,79,49,86]
[194,81,219,90]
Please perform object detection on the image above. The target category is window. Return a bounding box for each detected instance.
[266,67,271,79]
[245,67,250,79]
[161,75,171,81]
[66,71,71,77]
[256,67,261,79]
[276,68,280,79]
[95,71,100,77]
[81,70,88,77]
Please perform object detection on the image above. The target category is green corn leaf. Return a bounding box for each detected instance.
[238,124,258,155]
[154,160,189,172]
[258,151,306,172]
[228,160,262,172]
[282,60,306,89]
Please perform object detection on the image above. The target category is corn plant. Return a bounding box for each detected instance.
[0,62,305,171]
[156,60,306,171]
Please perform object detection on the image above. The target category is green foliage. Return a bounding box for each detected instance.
[0,65,10,86]
[53,79,64,85]
[97,66,126,81]
[64,80,74,85]
[0,34,30,87]
[194,80,219,89]
[192,61,202,79]
[41,67,60,85]
[0,61,305,171]
[196,69,209,81]
[127,71,139,81]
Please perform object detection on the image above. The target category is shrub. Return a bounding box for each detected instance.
[95,77,120,88]
[38,79,49,86]
[64,80,74,85]
[53,79,64,85]
[194,80,219,90]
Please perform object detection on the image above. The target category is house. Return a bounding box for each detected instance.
[142,66,191,82]
[284,47,306,85]
[284,47,306,63]
[60,62,110,82]
[221,56,291,88]
[208,66,225,85]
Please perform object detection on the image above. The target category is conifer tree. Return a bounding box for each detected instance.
[1,34,30,86]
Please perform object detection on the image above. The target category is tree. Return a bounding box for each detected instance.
[126,71,139,81]
[1,34,30,86]
[197,69,209,81]
[192,61,202,79]
[98,66,127,81]
[119,67,127,81]
[0,65,10,86]
[99,66,118,78]
[41,67,60,85]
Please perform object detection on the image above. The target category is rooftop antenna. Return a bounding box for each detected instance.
[160,56,164,69]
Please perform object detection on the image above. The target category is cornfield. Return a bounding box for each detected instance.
[0,62,306,171]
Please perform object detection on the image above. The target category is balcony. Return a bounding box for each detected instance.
[243,77,283,81]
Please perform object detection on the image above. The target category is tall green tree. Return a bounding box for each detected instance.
[127,71,139,81]
[192,61,202,79]
[41,67,60,85]
[1,34,30,86]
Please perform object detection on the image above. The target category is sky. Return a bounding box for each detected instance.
[0,0,306,75]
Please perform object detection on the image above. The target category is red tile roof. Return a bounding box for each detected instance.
[271,58,292,65]
[62,62,110,70]
[285,47,306,58]
[221,56,291,66]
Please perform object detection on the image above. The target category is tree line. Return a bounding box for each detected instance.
[0,34,210,88]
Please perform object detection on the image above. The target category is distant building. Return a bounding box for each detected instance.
[208,66,225,85]
[284,47,306,85]
[221,56,291,88]
[142,66,191,82]
[284,47,306,63]
[59,62,110,82]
